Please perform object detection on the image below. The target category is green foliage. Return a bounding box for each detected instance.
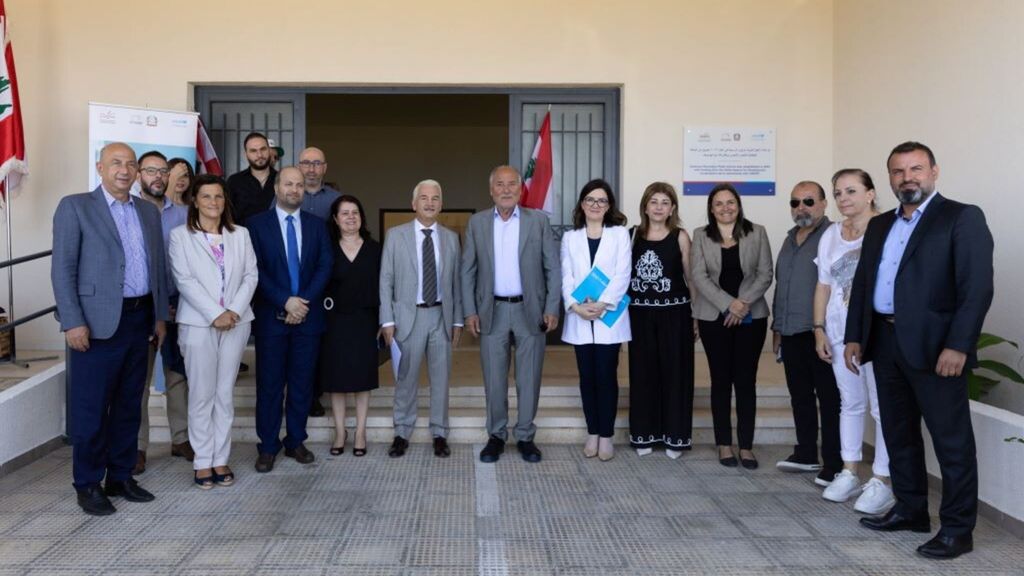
[968,333,1024,401]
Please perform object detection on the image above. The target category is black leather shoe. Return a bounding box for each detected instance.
[719,456,738,467]
[255,452,275,473]
[859,509,931,533]
[285,444,316,464]
[77,485,116,516]
[309,399,326,417]
[516,440,542,463]
[916,533,973,559]
[740,457,759,470]
[104,479,155,503]
[479,436,505,463]
[433,437,451,458]
[388,436,409,458]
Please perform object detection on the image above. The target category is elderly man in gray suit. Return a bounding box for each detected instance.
[380,179,463,458]
[462,165,561,463]
[52,142,169,516]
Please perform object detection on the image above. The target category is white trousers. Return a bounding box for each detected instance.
[179,322,251,470]
[830,343,890,477]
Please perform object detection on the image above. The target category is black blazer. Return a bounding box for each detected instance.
[845,193,994,370]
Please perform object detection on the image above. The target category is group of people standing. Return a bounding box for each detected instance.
[52,136,993,560]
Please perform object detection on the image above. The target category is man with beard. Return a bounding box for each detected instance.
[227,132,277,225]
[845,142,994,559]
[135,151,192,473]
[247,166,333,472]
[771,181,842,486]
[296,146,342,417]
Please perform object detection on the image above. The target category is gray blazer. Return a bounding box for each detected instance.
[460,206,561,335]
[690,222,773,322]
[379,221,463,341]
[52,187,169,339]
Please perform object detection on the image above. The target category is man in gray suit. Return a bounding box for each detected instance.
[380,179,463,458]
[461,165,560,463]
[52,142,169,515]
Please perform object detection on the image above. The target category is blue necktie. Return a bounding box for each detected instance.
[286,215,300,295]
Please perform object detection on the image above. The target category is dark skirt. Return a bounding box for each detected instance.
[318,307,380,393]
[627,304,695,449]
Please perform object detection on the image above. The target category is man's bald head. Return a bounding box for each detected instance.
[275,166,305,212]
[96,142,138,198]
[298,147,328,192]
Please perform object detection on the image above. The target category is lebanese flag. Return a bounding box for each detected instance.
[0,0,27,200]
[196,118,223,176]
[521,110,554,214]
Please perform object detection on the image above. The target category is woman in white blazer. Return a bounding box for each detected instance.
[168,174,258,489]
[560,179,632,461]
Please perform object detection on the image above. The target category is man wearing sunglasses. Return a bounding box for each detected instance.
[772,182,842,488]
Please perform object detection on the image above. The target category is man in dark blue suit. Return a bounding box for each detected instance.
[51,143,169,515]
[845,142,994,559]
[247,165,333,472]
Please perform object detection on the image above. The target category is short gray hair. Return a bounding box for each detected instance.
[489,165,521,187]
[412,179,443,199]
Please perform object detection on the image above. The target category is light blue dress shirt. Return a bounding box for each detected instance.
[103,188,150,297]
[872,191,938,314]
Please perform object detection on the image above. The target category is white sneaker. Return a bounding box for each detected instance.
[636,447,653,456]
[854,477,896,515]
[822,469,862,503]
[665,449,683,460]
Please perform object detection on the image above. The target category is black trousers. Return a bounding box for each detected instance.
[699,317,767,450]
[574,343,621,438]
[872,318,977,536]
[781,331,842,469]
[628,305,694,448]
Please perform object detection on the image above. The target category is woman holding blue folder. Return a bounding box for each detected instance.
[560,179,632,461]
[691,183,773,469]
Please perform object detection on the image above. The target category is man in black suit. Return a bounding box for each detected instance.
[844,142,993,559]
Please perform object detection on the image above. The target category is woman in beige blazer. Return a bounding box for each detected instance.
[691,183,773,469]
[168,175,258,489]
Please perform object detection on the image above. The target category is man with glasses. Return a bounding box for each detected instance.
[772,181,842,487]
[52,142,168,515]
[295,146,342,416]
[227,132,277,225]
[133,151,192,473]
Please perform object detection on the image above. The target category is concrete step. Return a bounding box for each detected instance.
[148,405,798,445]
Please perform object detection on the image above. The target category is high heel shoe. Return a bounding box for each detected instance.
[597,437,615,461]
[353,429,367,457]
[330,430,347,456]
[583,435,599,458]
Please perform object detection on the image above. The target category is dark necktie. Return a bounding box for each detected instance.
[286,215,300,295]
[422,228,437,305]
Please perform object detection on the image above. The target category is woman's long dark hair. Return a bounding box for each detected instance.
[704,183,752,243]
[327,194,372,243]
[186,174,235,233]
[571,178,627,230]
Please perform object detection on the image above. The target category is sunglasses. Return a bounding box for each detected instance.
[789,198,816,208]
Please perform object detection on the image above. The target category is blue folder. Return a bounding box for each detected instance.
[571,266,631,328]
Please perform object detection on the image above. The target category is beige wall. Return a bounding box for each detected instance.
[8,0,835,349]
[834,0,1024,413]
[306,93,508,240]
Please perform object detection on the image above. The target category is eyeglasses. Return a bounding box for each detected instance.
[298,160,326,168]
[583,197,609,207]
[789,198,816,208]
[139,167,170,176]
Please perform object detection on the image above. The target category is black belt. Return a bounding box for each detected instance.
[494,295,524,303]
[416,301,442,308]
[874,312,895,325]
[122,294,152,310]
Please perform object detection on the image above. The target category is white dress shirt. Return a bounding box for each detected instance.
[493,206,522,297]
[415,219,443,304]
[275,205,302,255]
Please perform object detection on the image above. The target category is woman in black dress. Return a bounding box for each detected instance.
[320,195,381,457]
[628,182,697,459]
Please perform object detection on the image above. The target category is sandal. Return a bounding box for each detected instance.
[353,429,367,457]
[194,470,215,490]
[213,467,235,486]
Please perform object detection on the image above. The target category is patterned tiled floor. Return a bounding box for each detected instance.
[0,442,1020,575]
